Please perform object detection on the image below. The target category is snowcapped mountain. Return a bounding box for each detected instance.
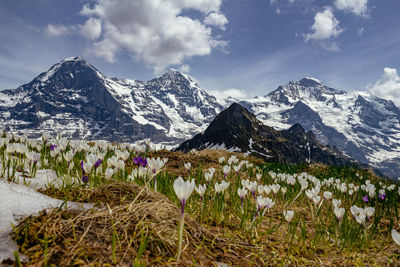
[239,78,400,178]
[0,57,398,177]
[0,57,222,145]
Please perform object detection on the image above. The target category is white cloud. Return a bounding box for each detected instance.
[75,0,227,73]
[204,12,228,30]
[370,67,400,107]
[304,8,343,42]
[208,88,247,101]
[334,0,368,17]
[178,64,190,73]
[80,18,102,40]
[45,24,74,37]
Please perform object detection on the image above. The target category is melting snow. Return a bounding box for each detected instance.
[0,178,93,263]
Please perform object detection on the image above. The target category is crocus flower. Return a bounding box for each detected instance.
[94,159,102,168]
[334,206,345,220]
[174,177,195,215]
[237,187,248,213]
[392,229,400,246]
[148,157,166,191]
[284,210,294,222]
[195,184,207,200]
[133,156,144,166]
[246,181,257,200]
[223,165,231,178]
[82,175,89,183]
[362,195,369,203]
[105,168,114,180]
[184,162,191,171]
[323,191,332,200]
[379,193,386,200]
[214,180,230,193]
[173,176,195,261]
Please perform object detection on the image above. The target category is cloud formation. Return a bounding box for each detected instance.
[208,88,247,102]
[204,12,228,30]
[45,24,74,37]
[46,0,228,74]
[334,0,368,17]
[80,18,102,41]
[304,8,343,42]
[370,67,400,107]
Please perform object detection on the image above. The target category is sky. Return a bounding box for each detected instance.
[0,0,400,105]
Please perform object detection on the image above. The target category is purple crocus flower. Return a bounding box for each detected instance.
[82,175,89,183]
[94,159,102,168]
[133,156,141,166]
[50,144,57,151]
[379,193,386,200]
[141,158,147,167]
[133,156,147,167]
[362,195,369,203]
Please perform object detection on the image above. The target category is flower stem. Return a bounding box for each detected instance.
[177,213,185,261]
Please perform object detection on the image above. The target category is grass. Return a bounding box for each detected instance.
[1,136,400,266]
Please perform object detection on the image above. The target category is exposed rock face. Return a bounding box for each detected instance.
[176,103,360,167]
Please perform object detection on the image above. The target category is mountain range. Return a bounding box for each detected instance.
[176,103,360,169]
[0,57,399,178]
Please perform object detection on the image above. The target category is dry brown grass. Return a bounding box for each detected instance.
[14,182,263,266]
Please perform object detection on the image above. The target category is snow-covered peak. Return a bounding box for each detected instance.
[267,77,346,104]
[37,57,99,83]
[61,56,86,63]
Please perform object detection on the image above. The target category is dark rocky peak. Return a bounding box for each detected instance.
[205,103,268,136]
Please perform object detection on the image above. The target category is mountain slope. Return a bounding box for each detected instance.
[0,57,222,144]
[240,78,400,178]
[176,103,359,167]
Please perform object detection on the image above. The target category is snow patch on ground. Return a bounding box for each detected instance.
[0,178,93,263]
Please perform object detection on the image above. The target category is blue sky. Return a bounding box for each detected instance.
[1,0,400,104]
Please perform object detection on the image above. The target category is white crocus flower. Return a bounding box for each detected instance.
[281,187,287,195]
[82,161,92,174]
[147,157,165,191]
[271,184,281,194]
[105,168,114,180]
[223,165,231,177]
[174,177,195,208]
[173,176,195,261]
[391,229,400,246]
[195,184,207,198]
[284,210,294,222]
[65,151,74,163]
[334,206,345,220]
[323,191,332,200]
[184,162,191,171]
[215,180,230,193]
[237,187,248,199]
